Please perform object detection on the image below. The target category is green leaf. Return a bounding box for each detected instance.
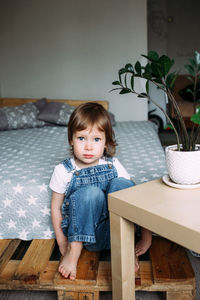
[153,78,163,84]
[150,61,161,77]
[135,61,142,75]
[125,63,134,73]
[185,88,194,97]
[119,88,131,94]
[186,75,194,83]
[131,74,134,90]
[145,80,149,94]
[109,88,122,92]
[166,72,177,89]
[124,73,128,88]
[158,55,174,77]
[189,58,196,67]
[119,68,126,75]
[144,63,152,74]
[191,111,200,125]
[143,73,153,80]
[112,81,120,85]
[195,51,200,65]
[118,68,126,84]
[184,64,195,75]
[196,107,200,113]
[138,93,147,98]
[142,51,159,62]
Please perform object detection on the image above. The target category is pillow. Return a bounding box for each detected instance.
[37,102,75,125]
[0,102,45,131]
[33,97,47,112]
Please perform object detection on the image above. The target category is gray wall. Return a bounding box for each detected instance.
[0,0,147,121]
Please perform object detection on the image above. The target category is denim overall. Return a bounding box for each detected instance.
[61,158,134,251]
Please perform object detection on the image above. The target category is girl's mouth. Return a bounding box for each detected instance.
[84,154,94,159]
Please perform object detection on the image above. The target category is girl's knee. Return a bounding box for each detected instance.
[108,177,135,193]
[74,186,105,205]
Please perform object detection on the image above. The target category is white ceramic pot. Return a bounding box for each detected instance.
[165,144,200,185]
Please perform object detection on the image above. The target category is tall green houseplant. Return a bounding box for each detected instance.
[111,51,200,151]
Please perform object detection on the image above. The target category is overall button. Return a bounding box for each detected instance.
[75,170,80,175]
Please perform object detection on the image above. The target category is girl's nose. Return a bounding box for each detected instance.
[85,141,93,150]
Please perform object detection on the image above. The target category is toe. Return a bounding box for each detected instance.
[70,271,76,280]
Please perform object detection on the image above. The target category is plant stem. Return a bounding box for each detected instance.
[167,88,190,150]
[192,124,200,148]
[146,95,181,149]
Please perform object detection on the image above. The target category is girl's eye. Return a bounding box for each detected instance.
[78,137,84,141]
[94,137,101,142]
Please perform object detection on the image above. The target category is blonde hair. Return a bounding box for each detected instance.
[68,102,116,157]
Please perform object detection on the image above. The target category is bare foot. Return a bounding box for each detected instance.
[58,241,83,280]
[59,240,68,257]
[135,228,152,256]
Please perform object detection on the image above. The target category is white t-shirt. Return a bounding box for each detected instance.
[49,157,130,194]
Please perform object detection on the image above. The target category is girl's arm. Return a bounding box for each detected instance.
[113,157,131,179]
[51,191,68,256]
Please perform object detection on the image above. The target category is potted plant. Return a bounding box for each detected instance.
[111,50,200,185]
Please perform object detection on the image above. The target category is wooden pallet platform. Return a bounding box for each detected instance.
[0,236,195,300]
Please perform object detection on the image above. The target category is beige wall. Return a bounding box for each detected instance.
[0,0,147,121]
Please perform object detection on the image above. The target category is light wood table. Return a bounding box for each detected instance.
[108,178,200,300]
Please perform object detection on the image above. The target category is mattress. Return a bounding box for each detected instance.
[0,121,167,240]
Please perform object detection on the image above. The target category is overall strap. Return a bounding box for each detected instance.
[106,157,114,169]
[62,158,75,172]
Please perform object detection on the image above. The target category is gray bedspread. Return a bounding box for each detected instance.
[0,121,167,240]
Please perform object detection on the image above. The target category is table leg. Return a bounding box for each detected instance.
[110,212,135,300]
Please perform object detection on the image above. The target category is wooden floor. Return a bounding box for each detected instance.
[0,237,196,300]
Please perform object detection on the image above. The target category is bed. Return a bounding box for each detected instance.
[0,98,167,241]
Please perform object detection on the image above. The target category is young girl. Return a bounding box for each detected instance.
[49,102,151,280]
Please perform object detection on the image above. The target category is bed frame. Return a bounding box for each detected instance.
[0,98,195,300]
[0,98,109,110]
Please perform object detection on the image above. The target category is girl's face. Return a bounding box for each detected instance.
[71,125,106,168]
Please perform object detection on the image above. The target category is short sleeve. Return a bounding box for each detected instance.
[113,158,130,179]
[49,164,72,194]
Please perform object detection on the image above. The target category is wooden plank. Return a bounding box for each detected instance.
[12,239,55,284]
[138,261,153,287]
[40,261,59,285]
[0,260,20,285]
[150,236,195,284]
[0,98,109,110]
[78,292,99,300]
[0,239,21,274]
[57,290,99,300]
[57,290,79,300]
[96,261,112,289]
[166,291,195,300]
[54,248,100,286]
